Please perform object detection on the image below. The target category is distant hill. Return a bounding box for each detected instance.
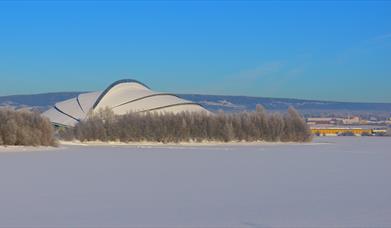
[0,92,83,111]
[181,94,391,112]
[1,92,391,118]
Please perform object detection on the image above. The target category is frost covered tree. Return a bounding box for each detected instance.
[0,108,57,146]
[59,106,312,143]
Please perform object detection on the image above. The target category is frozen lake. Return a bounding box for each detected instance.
[1,137,391,227]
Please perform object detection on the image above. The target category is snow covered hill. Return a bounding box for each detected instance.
[1,92,391,116]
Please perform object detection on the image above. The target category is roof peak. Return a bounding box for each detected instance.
[92,79,151,109]
[108,79,150,90]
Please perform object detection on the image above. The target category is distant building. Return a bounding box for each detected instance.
[306,117,336,125]
[311,126,387,136]
[311,127,371,136]
[369,116,378,122]
[42,79,208,127]
[342,116,360,125]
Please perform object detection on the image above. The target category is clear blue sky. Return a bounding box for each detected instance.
[0,1,390,102]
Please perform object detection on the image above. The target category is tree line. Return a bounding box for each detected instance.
[0,108,57,146]
[59,105,313,143]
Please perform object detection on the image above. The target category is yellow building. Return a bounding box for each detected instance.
[311,128,372,136]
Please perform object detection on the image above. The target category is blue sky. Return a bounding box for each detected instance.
[0,1,390,102]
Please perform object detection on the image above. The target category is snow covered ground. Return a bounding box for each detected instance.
[0,137,390,227]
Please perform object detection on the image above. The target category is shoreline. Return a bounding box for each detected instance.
[0,140,317,152]
[0,145,59,153]
[13,136,391,151]
[3,137,391,152]
[59,139,322,147]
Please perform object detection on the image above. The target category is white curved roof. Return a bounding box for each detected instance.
[42,79,208,127]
